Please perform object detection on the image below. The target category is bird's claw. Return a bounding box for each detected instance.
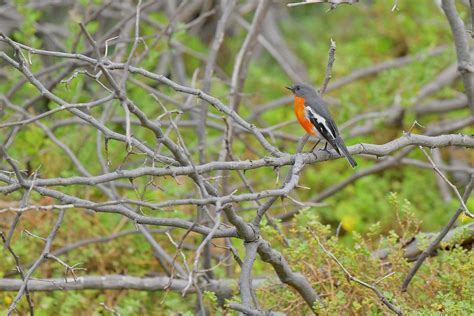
[318,142,331,154]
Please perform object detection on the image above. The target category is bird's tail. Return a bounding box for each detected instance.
[334,136,357,168]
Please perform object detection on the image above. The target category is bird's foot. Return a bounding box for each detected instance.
[310,139,321,152]
[319,142,331,154]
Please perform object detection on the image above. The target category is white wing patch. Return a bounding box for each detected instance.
[304,106,336,139]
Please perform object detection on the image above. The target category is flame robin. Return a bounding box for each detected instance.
[286,83,357,168]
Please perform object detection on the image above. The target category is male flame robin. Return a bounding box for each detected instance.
[286,83,357,168]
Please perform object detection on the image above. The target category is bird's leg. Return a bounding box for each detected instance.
[310,139,321,152]
[319,141,330,153]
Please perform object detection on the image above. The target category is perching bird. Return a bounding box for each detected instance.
[286,83,357,168]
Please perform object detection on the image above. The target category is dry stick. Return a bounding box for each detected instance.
[78,22,199,203]
[1,151,36,315]
[313,146,413,202]
[395,157,473,174]
[252,135,310,226]
[78,22,129,150]
[164,224,201,300]
[229,0,270,112]
[138,225,187,278]
[6,70,181,277]
[0,52,177,166]
[227,302,286,316]
[257,238,323,310]
[237,14,305,83]
[374,222,474,262]
[401,175,473,291]
[45,255,86,282]
[288,0,359,7]
[0,198,56,213]
[194,1,236,280]
[261,6,309,82]
[4,228,170,277]
[7,210,66,315]
[222,0,271,197]
[197,0,236,164]
[441,0,474,114]
[419,147,471,217]
[225,128,291,247]
[302,117,472,209]
[329,45,447,93]
[0,175,238,238]
[154,71,218,282]
[0,232,34,315]
[310,231,403,316]
[412,61,459,104]
[392,0,399,11]
[0,32,335,158]
[210,159,321,311]
[119,0,143,151]
[81,28,201,277]
[0,134,472,195]
[4,0,151,105]
[0,275,271,295]
[182,204,222,296]
[471,0,474,38]
[0,94,115,129]
[320,39,336,95]
[165,227,193,290]
[239,241,260,310]
[414,95,467,116]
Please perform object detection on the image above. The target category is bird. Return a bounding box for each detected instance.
[286,83,357,168]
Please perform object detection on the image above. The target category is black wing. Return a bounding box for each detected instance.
[304,100,341,154]
[305,97,357,168]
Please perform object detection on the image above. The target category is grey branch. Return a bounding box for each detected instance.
[374,222,474,262]
[7,210,66,315]
[320,39,336,94]
[288,0,359,7]
[441,0,474,113]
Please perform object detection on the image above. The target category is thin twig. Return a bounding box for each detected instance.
[418,146,471,217]
[401,175,473,291]
[310,231,403,315]
[320,39,336,95]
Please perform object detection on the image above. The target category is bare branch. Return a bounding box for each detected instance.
[441,0,474,113]
[7,210,66,314]
[320,39,336,94]
[227,302,286,316]
[418,146,471,217]
[288,0,359,7]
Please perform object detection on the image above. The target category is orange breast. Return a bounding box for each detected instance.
[294,96,317,136]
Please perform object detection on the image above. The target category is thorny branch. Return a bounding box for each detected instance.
[0,1,473,314]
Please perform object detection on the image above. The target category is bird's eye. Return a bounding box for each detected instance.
[296,86,300,91]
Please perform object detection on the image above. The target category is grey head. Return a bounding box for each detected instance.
[286,83,319,99]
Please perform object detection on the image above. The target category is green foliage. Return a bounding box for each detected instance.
[255,218,474,315]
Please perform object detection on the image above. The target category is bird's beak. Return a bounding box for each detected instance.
[286,86,294,93]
